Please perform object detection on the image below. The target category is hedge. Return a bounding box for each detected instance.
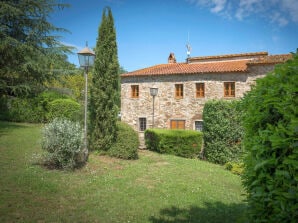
[108,122,139,160]
[202,100,244,164]
[241,51,297,222]
[145,129,203,158]
[47,98,81,121]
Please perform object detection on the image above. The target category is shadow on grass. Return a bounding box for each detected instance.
[149,201,248,223]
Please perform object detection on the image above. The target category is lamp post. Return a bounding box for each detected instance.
[150,87,158,128]
[77,43,95,160]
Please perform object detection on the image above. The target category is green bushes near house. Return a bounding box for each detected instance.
[202,100,244,164]
[0,90,81,123]
[241,52,298,222]
[47,98,81,121]
[145,129,203,158]
[108,122,139,159]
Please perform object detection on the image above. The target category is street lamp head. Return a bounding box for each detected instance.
[150,87,158,97]
[77,45,95,68]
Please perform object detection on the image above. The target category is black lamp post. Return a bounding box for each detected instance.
[150,87,158,128]
[77,43,95,160]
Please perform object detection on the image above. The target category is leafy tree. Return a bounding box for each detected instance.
[89,7,120,151]
[241,51,298,222]
[0,0,72,97]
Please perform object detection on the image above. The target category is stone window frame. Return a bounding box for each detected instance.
[224,82,235,97]
[170,119,185,129]
[194,120,203,131]
[139,117,147,132]
[196,82,205,98]
[131,85,139,98]
[175,84,184,99]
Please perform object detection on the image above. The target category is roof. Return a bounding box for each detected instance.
[248,54,292,65]
[121,60,248,77]
[121,52,292,77]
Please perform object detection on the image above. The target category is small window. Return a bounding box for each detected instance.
[139,118,146,131]
[170,120,185,129]
[195,121,203,131]
[224,82,235,97]
[175,84,183,99]
[196,83,205,98]
[131,85,139,98]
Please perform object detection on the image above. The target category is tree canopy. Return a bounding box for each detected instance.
[0,0,72,97]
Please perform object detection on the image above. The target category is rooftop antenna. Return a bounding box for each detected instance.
[186,31,191,60]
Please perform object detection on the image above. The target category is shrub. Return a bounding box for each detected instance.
[202,100,244,164]
[5,97,43,123]
[108,122,139,159]
[241,52,297,222]
[0,90,72,123]
[224,162,244,175]
[47,98,81,121]
[145,129,203,158]
[41,118,85,170]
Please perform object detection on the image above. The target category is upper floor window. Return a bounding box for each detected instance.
[131,85,139,98]
[224,82,235,97]
[170,120,185,129]
[175,84,183,99]
[196,83,205,98]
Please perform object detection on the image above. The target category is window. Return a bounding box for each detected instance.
[139,118,146,131]
[196,83,205,98]
[131,85,139,98]
[175,84,183,98]
[194,121,203,131]
[170,120,185,129]
[224,82,235,97]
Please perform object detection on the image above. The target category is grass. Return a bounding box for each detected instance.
[0,121,247,222]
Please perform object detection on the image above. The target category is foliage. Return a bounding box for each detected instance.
[41,118,85,170]
[89,7,120,151]
[202,100,244,164]
[241,51,298,222]
[0,121,246,222]
[0,0,73,97]
[108,122,139,159]
[47,98,81,121]
[0,90,72,123]
[145,129,203,158]
[224,162,244,175]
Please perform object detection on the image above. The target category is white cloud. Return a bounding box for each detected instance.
[187,0,298,26]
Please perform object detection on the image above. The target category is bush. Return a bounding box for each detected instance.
[108,122,139,159]
[241,52,297,222]
[224,162,244,175]
[202,100,244,164]
[47,98,81,121]
[41,118,86,170]
[145,129,203,158]
[0,90,72,123]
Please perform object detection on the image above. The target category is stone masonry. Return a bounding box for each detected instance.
[120,52,291,134]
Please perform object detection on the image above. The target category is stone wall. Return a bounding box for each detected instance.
[120,64,275,132]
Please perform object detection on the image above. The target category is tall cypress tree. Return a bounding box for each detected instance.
[89,7,120,151]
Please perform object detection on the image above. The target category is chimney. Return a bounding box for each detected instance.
[168,53,176,64]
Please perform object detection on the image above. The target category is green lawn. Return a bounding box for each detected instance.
[0,121,247,222]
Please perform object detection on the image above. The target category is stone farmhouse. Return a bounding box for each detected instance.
[120,51,291,140]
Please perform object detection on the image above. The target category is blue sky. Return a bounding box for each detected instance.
[50,0,298,72]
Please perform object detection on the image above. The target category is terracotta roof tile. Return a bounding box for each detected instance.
[121,60,248,77]
[248,54,292,65]
[121,53,292,78]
